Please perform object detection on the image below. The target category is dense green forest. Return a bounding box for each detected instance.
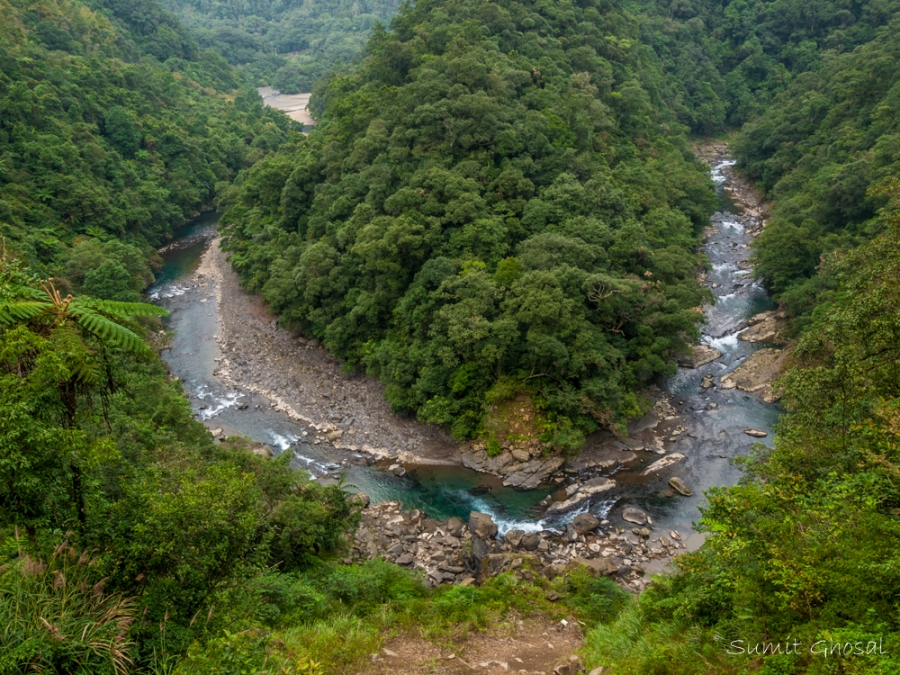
[584,187,900,674]
[627,0,900,327]
[220,0,720,449]
[0,0,298,299]
[161,0,402,92]
[3,0,900,671]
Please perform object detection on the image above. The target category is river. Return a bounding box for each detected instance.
[148,155,780,546]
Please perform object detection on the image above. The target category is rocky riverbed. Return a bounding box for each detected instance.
[349,499,687,593]
[200,238,462,466]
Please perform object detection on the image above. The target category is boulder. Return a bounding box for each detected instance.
[511,448,531,462]
[395,553,414,566]
[251,445,272,459]
[545,477,616,515]
[521,533,541,551]
[469,511,498,539]
[445,516,466,537]
[743,428,767,438]
[668,476,692,496]
[678,344,723,368]
[572,512,601,534]
[700,374,715,389]
[641,453,686,475]
[622,507,648,525]
[505,529,526,548]
[471,536,490,563]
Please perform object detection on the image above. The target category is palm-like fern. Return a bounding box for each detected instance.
[0,279,167,366]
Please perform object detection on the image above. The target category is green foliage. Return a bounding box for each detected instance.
[558,569,629,624]
[737,24,900,320]
[0,543,136,675]
[160,0,402,92]
[0,0,299,285]
[222,0,717,446]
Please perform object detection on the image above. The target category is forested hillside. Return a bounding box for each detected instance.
[0,0,297,299]
[161,0,402,92]
[576,2,900,672]
[220,0,719,449]
[627,0,900,327]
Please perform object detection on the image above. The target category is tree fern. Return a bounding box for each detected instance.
[0,279,168,356]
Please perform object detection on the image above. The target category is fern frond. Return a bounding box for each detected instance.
[68,356,102,386]
[2,285,46,301]
[0,300,50,325]
[68,307,151,355]
[75,298,167,320]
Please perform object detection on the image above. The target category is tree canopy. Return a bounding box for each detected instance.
[161,0,403,92]
[0,0,300,295]
[220,0,719,448]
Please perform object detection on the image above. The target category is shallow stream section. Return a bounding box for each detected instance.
[148,157,780,544]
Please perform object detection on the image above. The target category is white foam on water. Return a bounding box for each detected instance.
[291,450,334,476]
[481,497,618,538]
[194,383,243,419]
[704,330,743,351]
[268,430,301,451]
[711,160,736,185]
[148,283,189,300]
[712,262,735,272]
[719,219,745,232]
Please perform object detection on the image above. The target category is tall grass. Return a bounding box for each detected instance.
[582,602,739,675]
[0,538,136,675]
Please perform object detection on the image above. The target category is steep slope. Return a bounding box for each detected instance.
[161,0,403,92]
[629,0,900,326]
[0,0,296,297]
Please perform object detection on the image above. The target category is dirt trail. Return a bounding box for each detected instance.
[351,614,585,675]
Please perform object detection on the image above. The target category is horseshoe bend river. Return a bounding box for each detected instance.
[148,153,781,552]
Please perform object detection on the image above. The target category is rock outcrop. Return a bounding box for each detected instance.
[677,344,723,368]
[545,477,616,515]
[740,309,788,344]
[461,442,566,489]
[720,348,788,403]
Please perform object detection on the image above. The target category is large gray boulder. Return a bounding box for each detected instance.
[505,529,526,548]
[572,512,601,534]
[622,507,648,525]
[468,511,498,539]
